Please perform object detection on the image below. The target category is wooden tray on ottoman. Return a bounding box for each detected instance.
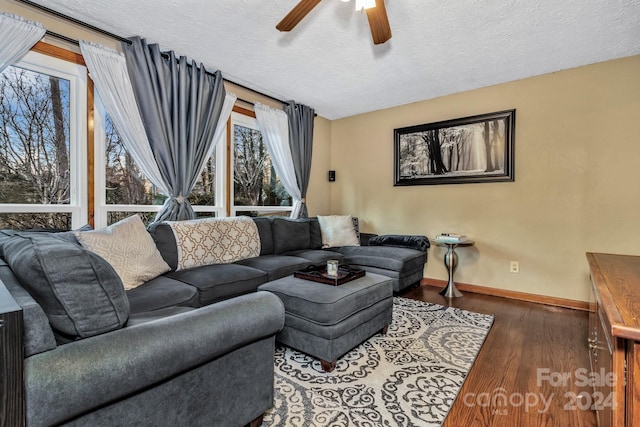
[294,265,365,286]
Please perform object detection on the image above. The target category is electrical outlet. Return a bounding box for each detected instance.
[510,261,520,274]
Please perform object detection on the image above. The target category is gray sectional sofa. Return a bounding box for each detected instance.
[0,216,428,426]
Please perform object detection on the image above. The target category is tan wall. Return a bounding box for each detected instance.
[307,116,332,216]
[330,55,640,302]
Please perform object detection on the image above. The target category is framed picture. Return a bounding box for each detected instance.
[394,109,515,186]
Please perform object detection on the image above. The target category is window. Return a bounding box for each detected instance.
[231,112,291,217]
[0,44,293,230]
[0,50,87,229]
[93,99,226,227]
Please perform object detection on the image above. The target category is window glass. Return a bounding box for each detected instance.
[0,51,86,230]
[106,211,156,225]
[232,113,291,216]
[0,65,70,205]
[104,114,164,206]
[0,212,71,230]
[190,156,216,206]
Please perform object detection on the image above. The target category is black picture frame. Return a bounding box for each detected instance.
[394,109,515,186]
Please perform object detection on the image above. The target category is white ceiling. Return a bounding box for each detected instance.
[28,0,640,119]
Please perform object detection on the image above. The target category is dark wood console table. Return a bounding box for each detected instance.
[0,283,24,426]
[586,252,640,427]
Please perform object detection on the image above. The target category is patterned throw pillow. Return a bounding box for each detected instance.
[167,216,261,270]
[75,215,171,290]
[317,215,360,248]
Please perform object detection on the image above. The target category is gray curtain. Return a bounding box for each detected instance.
[284,102,314,218]
[123,37,226,222]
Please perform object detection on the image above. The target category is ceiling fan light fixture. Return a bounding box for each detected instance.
[355,0,376,12]
[277,0,391,45]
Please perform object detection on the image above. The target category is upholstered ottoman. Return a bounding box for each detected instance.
[258,272,393,372]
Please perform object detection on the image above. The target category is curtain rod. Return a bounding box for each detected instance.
[16,0,290,108]
[17,0,131,44]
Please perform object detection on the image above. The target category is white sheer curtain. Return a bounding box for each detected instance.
[79,40,170,195]
[0,13,46,72]
[254,103,303,218]
[80,40,237,214]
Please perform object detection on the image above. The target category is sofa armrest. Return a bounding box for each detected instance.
[24,292,285,427]
[368,234,430,251]
[359,232,378,246]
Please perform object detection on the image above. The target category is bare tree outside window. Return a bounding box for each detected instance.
[0,65,71,229]
[191,156,216,206]
[233,124,291,211]
[104,114,162,206]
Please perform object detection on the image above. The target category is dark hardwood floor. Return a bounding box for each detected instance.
[401,284,598,427]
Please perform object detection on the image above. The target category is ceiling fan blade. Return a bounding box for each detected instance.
[276,0,322,32]
[365,0,392,45]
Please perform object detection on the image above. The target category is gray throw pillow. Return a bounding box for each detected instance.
[147,222,179,270]
[308,219,323,249]
[271,218,311,254]
[3,233,129,341]
[252,217,274,255]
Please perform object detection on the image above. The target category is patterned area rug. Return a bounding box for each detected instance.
[261,297,494,427]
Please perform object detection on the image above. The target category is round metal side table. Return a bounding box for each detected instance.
[437,240,475,298]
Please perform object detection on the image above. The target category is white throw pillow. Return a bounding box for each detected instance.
[317,215,360,248]
[75,215,171,290]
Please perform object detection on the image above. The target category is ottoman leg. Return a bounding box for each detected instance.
[320,359,337,372]
[381,325,389,335]
[247,414,264,427]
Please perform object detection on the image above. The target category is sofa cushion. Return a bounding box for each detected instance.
[282,249,346,266]
[75,215,171,290]
[345,264,425,293]
[235,254,311,282]
[334,245,427,272]
[252,217,274,255]
[126,276,199,313]
[271,218,310,254]
[167,263,268,306]
[166,216,261,270]
[317,215,360,248]
[3,233,129,340]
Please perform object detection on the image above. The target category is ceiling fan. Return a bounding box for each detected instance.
[276,0,392,45]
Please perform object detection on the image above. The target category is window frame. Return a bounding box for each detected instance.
[0,42,294,229]
[0,48,88,228]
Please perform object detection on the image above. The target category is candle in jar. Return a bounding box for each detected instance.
[327,260,339,277]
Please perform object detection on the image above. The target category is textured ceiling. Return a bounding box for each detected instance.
[26,0,640,119]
